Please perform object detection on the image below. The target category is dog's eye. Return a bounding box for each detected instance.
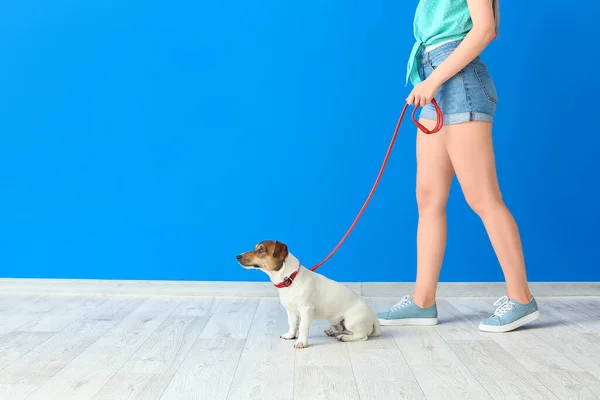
[257,247,264,254]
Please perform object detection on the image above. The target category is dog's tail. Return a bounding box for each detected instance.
[371,316,381,337]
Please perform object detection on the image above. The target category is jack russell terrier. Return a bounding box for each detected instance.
[237,240,380,349]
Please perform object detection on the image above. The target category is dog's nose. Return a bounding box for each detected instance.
[236,254,243,261]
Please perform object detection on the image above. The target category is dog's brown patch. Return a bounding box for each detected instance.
[237,240,289,271]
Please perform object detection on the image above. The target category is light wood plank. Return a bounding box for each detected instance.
[0,297,143,391]
[392,327,492,399]
[93,314,208,399]
[226,299,295,400]
[344,298,427,399]
[172,297,222,317]
[198,298,259,339]
[0,319,118,387]
[0,296,61,337]
[570,298,600,317]
[348,344,426,399]
[292,319,360,399]
[293,317,359,399]
[1,294,599,400]
[0,312,49,338]
[294,318,352,367]
[532,371,600,400]
[582,332,600,346]
[529,313,600,380]
[19,296,108,332]
[161,297,258,400]
[0,384,38,400]
[81,296,147,323]
[444,298,493,326]
[368,296,491,344]
[451,299,588,374]
[119,315,209,375]
[0,331,56,372]
[448,340,558,399]
[26,298,180,400]
[0,295,48,314]
[435,299,489,341]
[540,299,600,333]
[160,338,246,400]
[294,366,359,400]
[532,299,589,333]
[93,373,174,400]
[449,298,600,388]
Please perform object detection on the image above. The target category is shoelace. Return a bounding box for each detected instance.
[492,296,516,318]
[390,295,413,312]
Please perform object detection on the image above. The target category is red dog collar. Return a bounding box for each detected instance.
[273,266,301,288]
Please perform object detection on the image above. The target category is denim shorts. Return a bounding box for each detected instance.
[418,40,498,124]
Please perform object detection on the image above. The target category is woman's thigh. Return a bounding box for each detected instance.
[416,119,454,207]
[444,121,502,205]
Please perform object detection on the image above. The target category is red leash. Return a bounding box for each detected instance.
[310,99,444,272]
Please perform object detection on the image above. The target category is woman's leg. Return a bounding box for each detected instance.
[445,121,532,303]
[412,119,455,308]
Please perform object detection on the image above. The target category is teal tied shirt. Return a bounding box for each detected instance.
[406,0,475,86]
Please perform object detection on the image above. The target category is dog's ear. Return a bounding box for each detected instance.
[272,241,288,261]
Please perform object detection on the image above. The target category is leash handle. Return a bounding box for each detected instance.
[412,98,444,134]
[310,99,443,271]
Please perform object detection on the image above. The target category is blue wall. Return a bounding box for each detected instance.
[1,1,599,282]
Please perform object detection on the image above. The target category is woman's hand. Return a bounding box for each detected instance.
[406,77,442,107]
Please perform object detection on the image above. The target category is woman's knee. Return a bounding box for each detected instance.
[463,188,503,217]
[416,182,449,212]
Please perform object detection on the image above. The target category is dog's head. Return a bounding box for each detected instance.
[236,240,289,272]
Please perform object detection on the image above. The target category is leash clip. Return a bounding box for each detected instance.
[282,277,293,287]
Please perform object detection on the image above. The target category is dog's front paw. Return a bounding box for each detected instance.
[280,333,296,340]
[294,340,307,349]
[324,329,337,337]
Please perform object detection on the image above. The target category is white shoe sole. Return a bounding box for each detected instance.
[378,317,438,326]
[479,310,540,333]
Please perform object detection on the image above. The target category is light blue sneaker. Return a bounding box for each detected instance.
[377,295,438,326]
[479,296,540,333]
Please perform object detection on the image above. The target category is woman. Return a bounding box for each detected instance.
[377,0,540,333]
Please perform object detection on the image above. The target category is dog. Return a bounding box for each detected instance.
[237,240,380,349]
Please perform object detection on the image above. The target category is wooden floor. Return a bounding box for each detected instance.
[0,295,599,399]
